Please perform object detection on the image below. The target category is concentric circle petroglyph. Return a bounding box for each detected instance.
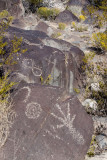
[25,102,42,119]
[61,13,70,20]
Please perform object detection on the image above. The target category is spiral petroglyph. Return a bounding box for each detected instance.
[25,102,42,119]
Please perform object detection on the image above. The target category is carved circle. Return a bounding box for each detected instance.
[25,102,42,119]
[61,13,70,20]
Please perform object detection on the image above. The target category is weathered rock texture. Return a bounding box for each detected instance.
[0,83,93,160]
[55,10,79,23]
[67,0,89,17]
[0,0,25,18]
[8,26,84,93]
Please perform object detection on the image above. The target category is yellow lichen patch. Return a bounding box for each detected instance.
[79,15,86,21]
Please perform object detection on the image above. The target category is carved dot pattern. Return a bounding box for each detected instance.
[25,102,42,119]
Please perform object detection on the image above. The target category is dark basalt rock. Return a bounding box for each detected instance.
[68,0,89,6]
[35,21,50,34]
[0,83,93,160]
[55,10,79,23]
[0,1,7,11]
[0,0,24,18]
[8,27,84,93]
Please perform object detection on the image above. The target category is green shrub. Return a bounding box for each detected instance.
[26,0,43,5]
[37,7,60,20]
[92,32,107,52]
[58,23,66,30]
[87,135,96,157]
[86,0,107,27]
[0,10,26,102]
[71,21,88,32]
[79,14,86,21]
[51,32,62,39]
[40,74,52,85]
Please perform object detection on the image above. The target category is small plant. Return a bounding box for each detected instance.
[0,10,26,102]
[92,32,107,52]
[37,7,60,20]
[74,88,80,94]
[85,1,107,28]
[71,21,87,32]
[72,21,76,28]
[51,32,62,39]
[40,74,52,85]
[58,23,66,30]
[79,14,86,21]
[87,135,96,157]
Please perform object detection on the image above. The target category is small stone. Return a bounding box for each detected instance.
[82,99,98,111]
[91,83,100,92]
[96,135,107,150]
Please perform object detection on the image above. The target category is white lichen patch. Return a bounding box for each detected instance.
[25,102,42,119]
[51,103,85,145]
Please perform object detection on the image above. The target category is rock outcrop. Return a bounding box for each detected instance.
[8,26,84,93]
[0,83,93,160]
[0,0,25,18]
[55,10,79,23]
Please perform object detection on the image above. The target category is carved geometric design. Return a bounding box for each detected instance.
[51,103,85,145]
[25,102,42,119]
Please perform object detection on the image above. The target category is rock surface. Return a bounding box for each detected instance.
[0,0,25,18]
[8,26,84,93]
[85,152,107,160]
[55,10,79,23]
[0,83,93,160]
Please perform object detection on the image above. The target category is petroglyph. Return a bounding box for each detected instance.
[8,131,26,160]
[0,103,16,148]
[25,102,42,119]
[45,124,63,141]
[13,86,31,103]
[22,58,42,77]
[61,13,70,20]
[44,55,55,66]
[51,103,85,145]
[23,86,31,103]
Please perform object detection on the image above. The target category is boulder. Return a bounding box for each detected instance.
[8,26,84,93]
[55,10,79,23]
[0,83,93,160]
[68,0,89,6]
[91,83,100,92]
[0,0,7,12]
[67,0,89,17]
[35,21,50,34]
[42,0,66,11]
[82,99,98,113]
[0,0,25,18]
[96,135,107,150]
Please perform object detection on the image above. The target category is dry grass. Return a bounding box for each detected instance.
[0,101,16,148]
